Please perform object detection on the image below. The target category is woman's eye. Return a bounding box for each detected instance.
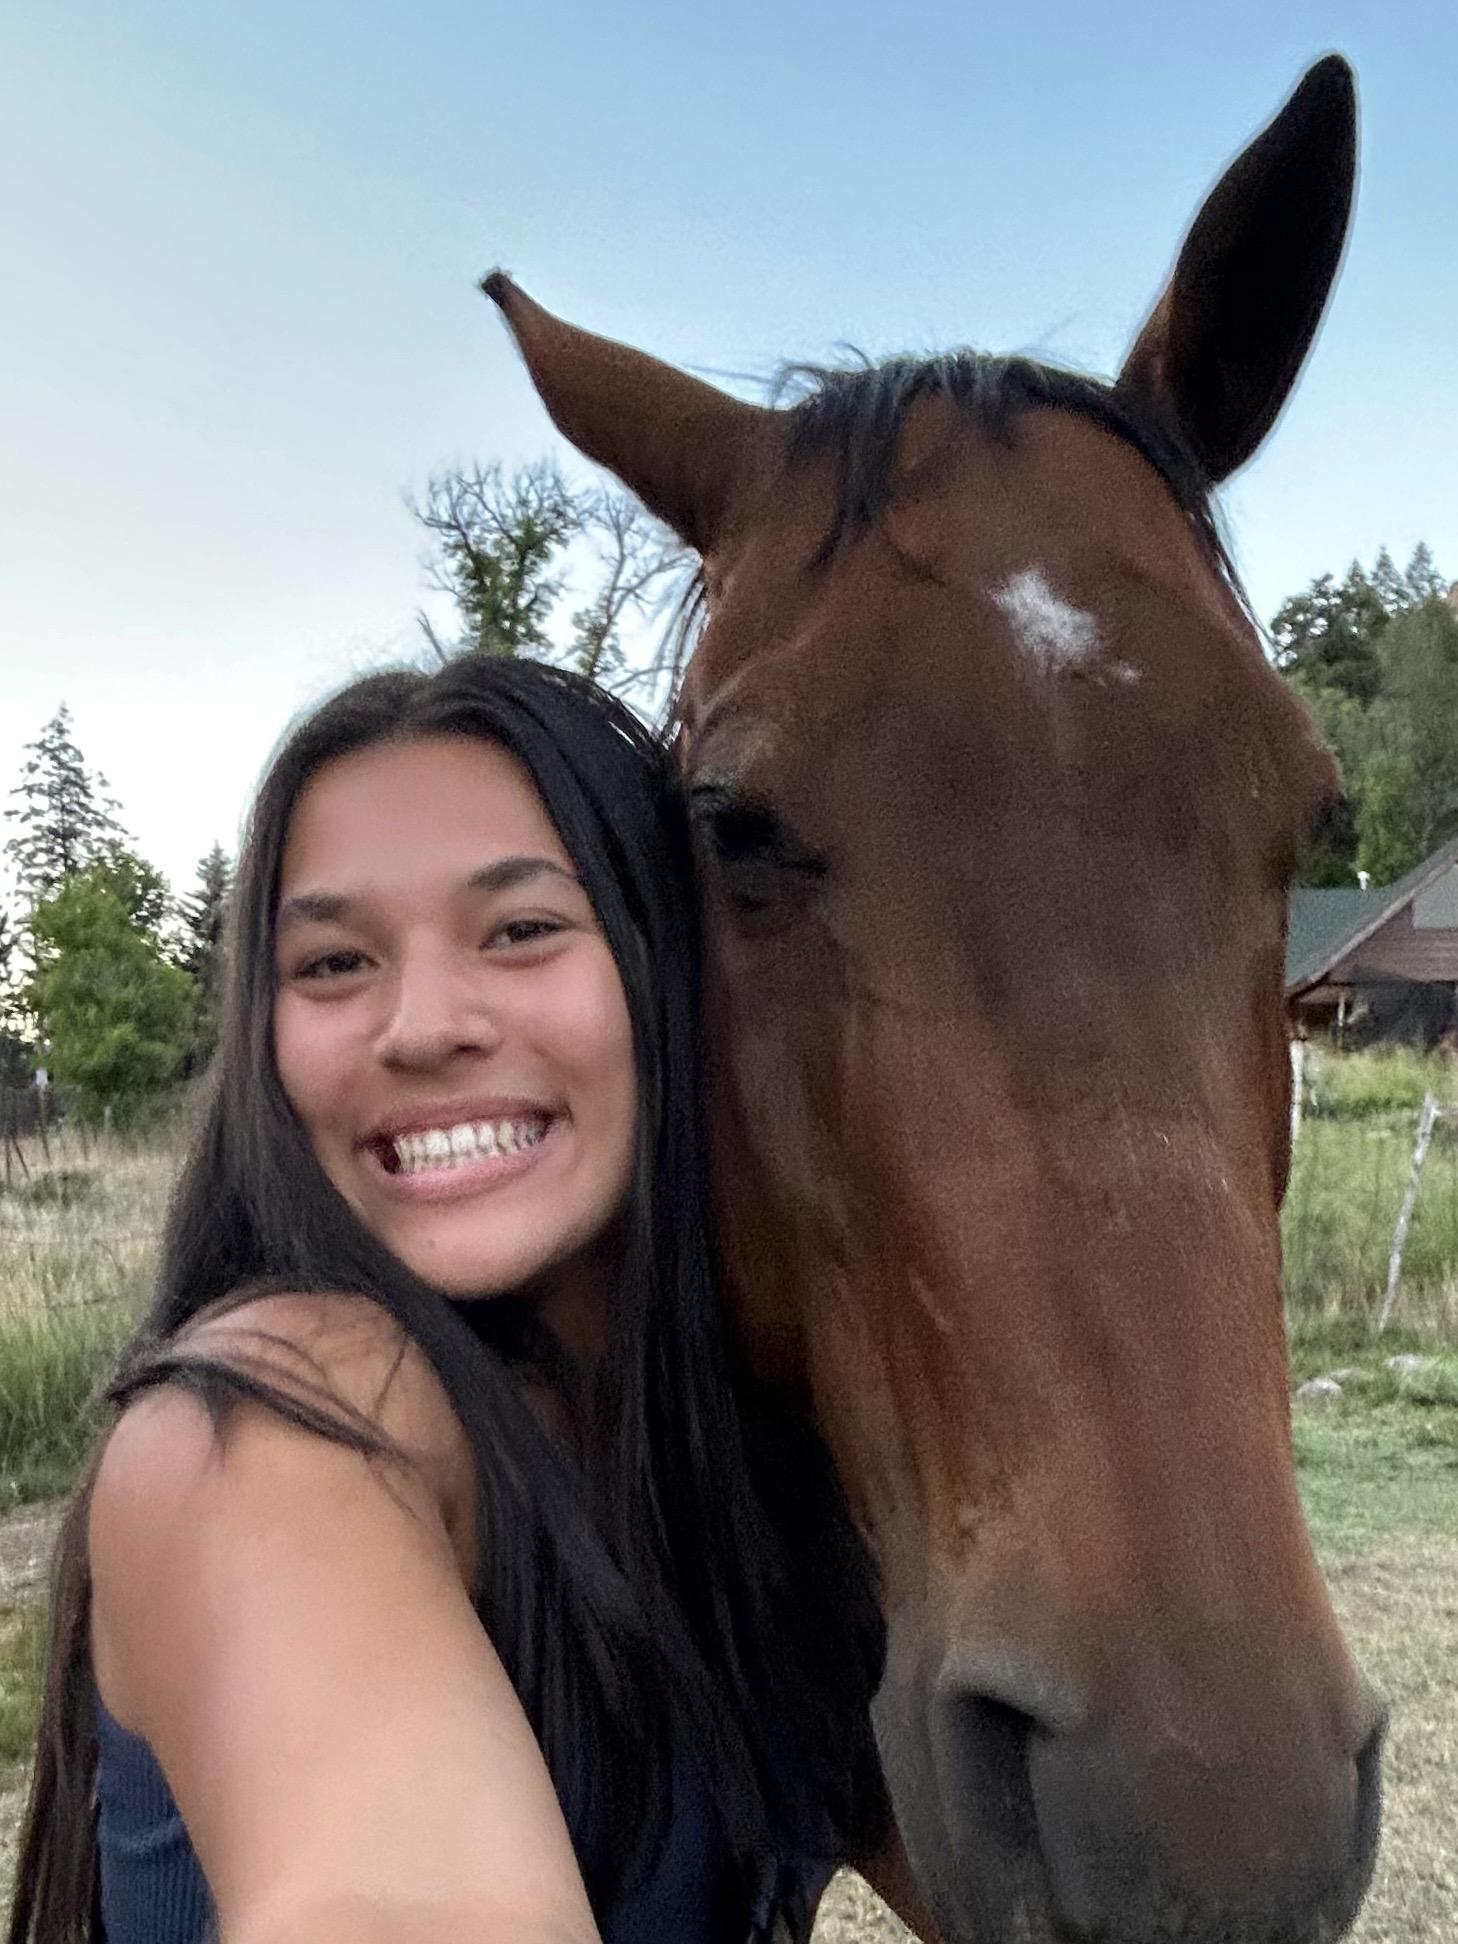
[489,917,564,949]
[295,947,367,980]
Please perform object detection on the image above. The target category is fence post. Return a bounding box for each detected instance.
[1289,1039,1306,1147]
[1378,1091,1442,1335]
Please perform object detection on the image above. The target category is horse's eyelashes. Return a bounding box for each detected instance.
[689,785,826,913]
[701,797,779,864]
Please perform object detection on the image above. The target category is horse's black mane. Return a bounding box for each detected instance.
[776,349,1242,596]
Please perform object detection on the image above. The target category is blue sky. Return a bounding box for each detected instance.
[3,0,1455,892]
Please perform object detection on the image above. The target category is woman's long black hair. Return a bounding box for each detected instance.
[7,654,884,1944]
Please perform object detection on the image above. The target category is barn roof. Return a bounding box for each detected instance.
[1286,836,1458,993]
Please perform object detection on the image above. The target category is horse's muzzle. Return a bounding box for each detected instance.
[875,1627,1385,1944]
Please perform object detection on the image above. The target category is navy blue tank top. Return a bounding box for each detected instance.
[95,1701,797,1943]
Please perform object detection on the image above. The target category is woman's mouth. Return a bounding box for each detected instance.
[366,1112,556,1200]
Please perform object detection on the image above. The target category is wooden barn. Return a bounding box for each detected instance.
[1287,837,1458,1044]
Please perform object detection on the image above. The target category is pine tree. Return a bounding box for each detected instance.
[0,906,21,1037]
[1369,546,1407,614]
[1270,568,1386,705]
[178,843,233,1068]
[1404,542,1446,606]
[4,705,127,903]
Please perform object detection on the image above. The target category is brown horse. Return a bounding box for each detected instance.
[486,55,1381,1944]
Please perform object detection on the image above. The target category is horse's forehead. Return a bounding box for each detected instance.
[688,407,1335,860]
[699,407,1234,710]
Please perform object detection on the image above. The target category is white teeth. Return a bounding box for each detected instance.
[388,1117,547,1174]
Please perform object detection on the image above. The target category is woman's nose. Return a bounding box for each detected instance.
[376,953,501,1070]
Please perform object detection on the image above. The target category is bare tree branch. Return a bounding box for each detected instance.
[569,492,689,693]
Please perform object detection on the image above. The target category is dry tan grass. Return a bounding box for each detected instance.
[814,1870,914,1942]
[1327,1532,1458,1943]
[0,1127,175,1319]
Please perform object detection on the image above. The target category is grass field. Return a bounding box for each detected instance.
[0,1072,1455,1939]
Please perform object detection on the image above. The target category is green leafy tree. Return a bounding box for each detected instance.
[1355,751,1424,884]
[4,705,127,903]
[1363,595,1458,867]
[88,842,173,944]
[1275,544,1453,885]
[27,865,195,1124]
[178,843,233,1068]
[1270,564,1387,706]
[414,461,581,661]
[1284,678,1373,885]
[412,462,685,704]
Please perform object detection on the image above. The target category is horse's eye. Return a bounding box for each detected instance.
[689,784,826,915]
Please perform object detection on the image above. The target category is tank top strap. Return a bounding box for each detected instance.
[94,1703,215,1943]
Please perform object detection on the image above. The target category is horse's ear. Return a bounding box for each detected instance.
[1117,55,1357,484]
[482,274,774,555]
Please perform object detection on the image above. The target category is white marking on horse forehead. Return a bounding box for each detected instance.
[993,566,1101,674]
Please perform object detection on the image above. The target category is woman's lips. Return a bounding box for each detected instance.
[364,1116,560,1204]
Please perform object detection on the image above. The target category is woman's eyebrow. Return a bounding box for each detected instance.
[467,855,581,896]
[276,891,351,933]
[275,857,580,935]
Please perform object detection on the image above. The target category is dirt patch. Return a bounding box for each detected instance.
[0,1506,60,1603]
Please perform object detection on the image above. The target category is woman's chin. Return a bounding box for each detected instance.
[387,1230,591,1307]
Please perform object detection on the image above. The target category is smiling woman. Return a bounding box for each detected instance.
[5,656,882,1944]
[273,735,637,1319]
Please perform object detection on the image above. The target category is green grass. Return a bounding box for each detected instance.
[0,1306,132,1508]
[1283,1063,1458,1334]
[1302,1045,1448,1122]
[0,1603,47,1770]
[1294,1401,1458,1553]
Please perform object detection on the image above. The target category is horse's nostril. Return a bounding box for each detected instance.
[930,1645,1090,1874]
[936,1642,1091,1741]
[925,1645,1388,1944]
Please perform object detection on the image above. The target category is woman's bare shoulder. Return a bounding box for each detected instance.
[85,1301,596,1942]
[185,1290,469,1475]
[93,1291,478,1605]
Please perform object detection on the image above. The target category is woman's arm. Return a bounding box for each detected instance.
[89,1295,601,1944]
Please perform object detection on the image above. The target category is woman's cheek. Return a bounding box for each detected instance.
[272,996,345,1127]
